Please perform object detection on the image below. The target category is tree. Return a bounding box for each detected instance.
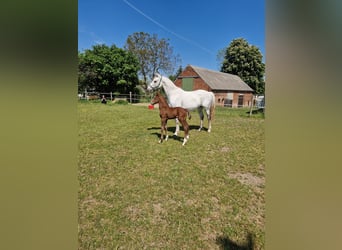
[168,65,183,82]
[78,44,140,94]
[220,38,265,94]
[124,32,181,85]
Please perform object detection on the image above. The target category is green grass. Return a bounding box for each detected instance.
[78,101,265,249]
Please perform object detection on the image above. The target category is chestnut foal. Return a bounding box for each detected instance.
[151,92,191,146]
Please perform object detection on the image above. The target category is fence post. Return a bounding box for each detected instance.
[129,92,132,103]
[110,92,113,101]
[249,95,255,117]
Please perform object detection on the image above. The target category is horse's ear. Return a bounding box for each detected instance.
[154,68,160,76]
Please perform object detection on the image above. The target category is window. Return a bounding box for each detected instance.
[238,94,244,107]
[224,93,233,107]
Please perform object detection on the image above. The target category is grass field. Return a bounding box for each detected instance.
[78,100,265,249]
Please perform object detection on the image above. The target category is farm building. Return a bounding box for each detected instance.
[174,65,254,107]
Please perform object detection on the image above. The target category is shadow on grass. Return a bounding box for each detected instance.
[150,132,184,143]
[147,125,208,132]
[216,232,255,250]
[248,108,264,114]
[148,125,205,143]
[247,108,265,118]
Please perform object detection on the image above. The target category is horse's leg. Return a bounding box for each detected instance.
[197,107,204,131]
[174,118,180,136]
[205,107,212,133]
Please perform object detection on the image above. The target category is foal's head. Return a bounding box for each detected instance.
[151,92,161,105]
[151,92,168,106]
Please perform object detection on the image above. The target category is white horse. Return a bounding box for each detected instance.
[147,73,215,134]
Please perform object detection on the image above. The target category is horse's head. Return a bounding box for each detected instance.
[147,73,163,92]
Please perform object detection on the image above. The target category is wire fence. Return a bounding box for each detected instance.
[78,91,151,103]
[78,91,265,114]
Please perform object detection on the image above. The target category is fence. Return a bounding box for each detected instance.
[78,91,265,113]
[78,91,151,103]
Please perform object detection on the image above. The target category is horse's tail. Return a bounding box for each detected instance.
[210,93,215,121]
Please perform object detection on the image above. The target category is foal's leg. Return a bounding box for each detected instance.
[179,118,189,146]
[160,119,167,143]
[197,107,204,131]
[159,120,164,143]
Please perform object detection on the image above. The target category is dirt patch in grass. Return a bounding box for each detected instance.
[220,146,231,152]
[125,205,142,221]
[229,172,265,191]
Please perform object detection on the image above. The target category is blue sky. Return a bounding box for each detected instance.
[78,0,265,71]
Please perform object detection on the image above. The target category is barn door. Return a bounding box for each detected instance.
[182,78,194,91]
